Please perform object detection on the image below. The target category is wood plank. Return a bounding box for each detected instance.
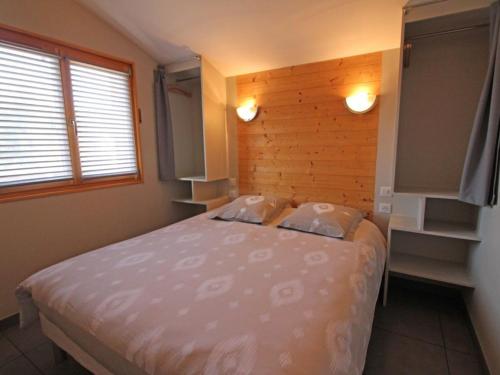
[236,52,381,214]
[239,145,377,162]
[244,100,380,120]
[237,66,381,96]
[238,130,379,147]
[238,82,381,108]
[240,172,374,192]
[237,52,382,84]
[240,182,373,206]
[237,114,378,134]
[239,159,376,177]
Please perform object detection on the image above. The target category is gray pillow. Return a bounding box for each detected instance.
[278,202,364,239]
[209,195,291,224]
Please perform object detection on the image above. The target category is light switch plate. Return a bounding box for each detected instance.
[378,203,392,214]
[379,186,392,197]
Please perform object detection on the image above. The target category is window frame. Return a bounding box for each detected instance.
[0,24,143,203]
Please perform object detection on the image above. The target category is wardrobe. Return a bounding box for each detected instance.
[166,57,230,210]
[386,7,490,300]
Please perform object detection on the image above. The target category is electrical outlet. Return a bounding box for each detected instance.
[378,202,392,214]
[379,186,392,197]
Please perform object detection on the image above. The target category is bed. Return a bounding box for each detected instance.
[16,208,386,375]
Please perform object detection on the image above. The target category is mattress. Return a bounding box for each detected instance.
[17,212,386,375]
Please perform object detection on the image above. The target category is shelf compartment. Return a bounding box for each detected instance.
[390,215,480,241]
[423,220,479,241]
[390,252,474,288]
[423,198,480,241]
[389,214,419,231]
[394,188,458,200]
[172,196,229,210]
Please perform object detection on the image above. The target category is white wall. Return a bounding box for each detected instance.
[0,0,194,319]
[466,208,500,374]
[373,48,403,233]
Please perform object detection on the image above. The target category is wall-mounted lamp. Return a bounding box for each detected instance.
[236,99,258,122]
[345,92,377,114]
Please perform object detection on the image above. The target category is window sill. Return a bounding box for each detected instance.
[0,175,143,204]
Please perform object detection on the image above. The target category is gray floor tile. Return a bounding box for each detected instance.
[365,328,448,375]
[447,349,483,375]
[440,309,477,355]
[374,289,443,345]
[3,322,49,353]
[0,336,21,367]
[0,356,41,375]
[44,359,92,375]
[24,342,57,374]
[24,342,90,375]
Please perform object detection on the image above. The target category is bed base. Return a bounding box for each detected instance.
[39,313,112,375]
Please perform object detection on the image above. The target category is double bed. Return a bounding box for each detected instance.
[16,208,386,375]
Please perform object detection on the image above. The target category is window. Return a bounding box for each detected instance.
[0,26,142,202]
[70,62,138,178]
[0,43,73,187]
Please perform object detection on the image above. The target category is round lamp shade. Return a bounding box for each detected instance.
[345,92,377,114]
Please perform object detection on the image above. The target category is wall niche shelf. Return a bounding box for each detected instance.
[390,252,474,288]
[384,191,480,304]
[389,214,480,242]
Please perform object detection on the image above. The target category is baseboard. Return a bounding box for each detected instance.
[0,313,19,331]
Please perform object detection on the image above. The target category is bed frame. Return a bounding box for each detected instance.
[40,313,112,375]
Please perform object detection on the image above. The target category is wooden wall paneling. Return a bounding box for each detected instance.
[236,52,382,215]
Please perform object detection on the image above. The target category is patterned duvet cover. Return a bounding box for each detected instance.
[17,212,386,375]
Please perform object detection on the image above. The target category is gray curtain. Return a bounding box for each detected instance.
[154,66,176,181]
[459,2,500,206]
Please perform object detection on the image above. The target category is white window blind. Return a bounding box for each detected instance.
[70,61,137,178]
[0,42,73,187]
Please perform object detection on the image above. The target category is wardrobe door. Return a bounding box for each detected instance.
[201,58,228,181]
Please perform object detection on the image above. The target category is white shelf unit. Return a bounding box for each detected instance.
[166,57,230,212]
[384,191,480,304]
[390,252,474,288]
[172,196,230,211]
[174,178,230,212]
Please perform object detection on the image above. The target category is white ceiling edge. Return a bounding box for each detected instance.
[405,0,493,22]
[77,0,406,77]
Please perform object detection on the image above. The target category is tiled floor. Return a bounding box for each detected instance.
[0,278,485,375]
[365,279,485,375]
[0,318,90,375]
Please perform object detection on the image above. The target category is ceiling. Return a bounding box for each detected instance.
[78,0,407,76]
